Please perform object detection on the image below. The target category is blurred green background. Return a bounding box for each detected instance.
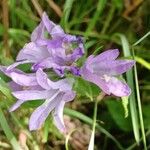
[0,0,150,149]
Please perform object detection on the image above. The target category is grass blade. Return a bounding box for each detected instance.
[85,0,107,36]
[101,5,115,34]
[132,31,150,47]
[134,56,150,70]
[116,33,140,144]
[0,108,21,150]
[131,31,150,150]
[132,49,147,150]
[60,0,75,30]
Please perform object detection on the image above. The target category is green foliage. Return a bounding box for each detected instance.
[74,77,100,100]
[0,0,149,149]
[105,99,132,132]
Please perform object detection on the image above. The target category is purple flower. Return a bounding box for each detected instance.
[80,49,135,97]
[0,66,75,133]
[8,12,84,76]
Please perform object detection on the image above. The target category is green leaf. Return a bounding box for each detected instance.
[121,96,129,118]
[74,77,100,100]
[105,100,132,131]
[143,104,150,129]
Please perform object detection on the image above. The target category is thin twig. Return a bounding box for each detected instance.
[31,0,43,17]
[46,0,62,17]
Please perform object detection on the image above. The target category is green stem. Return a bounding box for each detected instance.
[89,92,105,149]
[88,94,99,150]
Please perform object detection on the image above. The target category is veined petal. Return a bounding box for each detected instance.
[0,66,37,86]
[53,100,66,133]
[52,90,75,133]
[92,60,135,76]
[7,60,31,70]
[91,49,119,63]
[36,68,51,90]
[10,72,37,86]
[81,65,110,95]
[105,76,131,97]
[9,100,25,112]
[81,65,131,97]
[17,42,49,62]
[9,99,33,112]
[48,78,74,91]
[9,81,22,91]
[42,12,64,38]
[29,91,63,130]
[62,91,76,102]
[32,57,57,71]
[12,89,57,100]
[36,68,74,91]
[31,21,45,42]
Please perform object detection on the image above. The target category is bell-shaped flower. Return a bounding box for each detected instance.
[80,49,135,97]
[8,12,84,76]
[0,67,75,133]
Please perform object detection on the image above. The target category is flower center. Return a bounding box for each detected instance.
[62,42,78,55]
[103,75,111,82]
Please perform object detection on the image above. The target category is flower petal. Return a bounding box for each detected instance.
[81,64,131,97]
[12,89,57,100]
[36,68,51,90]
[92,60,135,76]
[105,76,131,97]
[7,60,31,70]
[9,81,22,91]
[17,42,49,62]
[32,57,57,71]
[81,66,110,95]
[62,91,76,102]
[42,12,64,38]
[9,100,25,112]
[29,91,63,130]
[53,100,66,133]
[0,66,37,86]
[36,68,74,91]
[48,78,74,91]
[31,21,45,43]
[91,49,119,63]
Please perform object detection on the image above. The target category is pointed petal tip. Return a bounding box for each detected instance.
[126,59,136,69]
[29,120,40,131]
[9,107,15,112]
[104,49,120,56]
[62,128,67,134]
[42,11,47,18]
[108,48,119,53]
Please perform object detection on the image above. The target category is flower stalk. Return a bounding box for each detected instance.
[88,92,105,150]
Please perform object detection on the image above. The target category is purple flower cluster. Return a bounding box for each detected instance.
[0,12,135,133]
